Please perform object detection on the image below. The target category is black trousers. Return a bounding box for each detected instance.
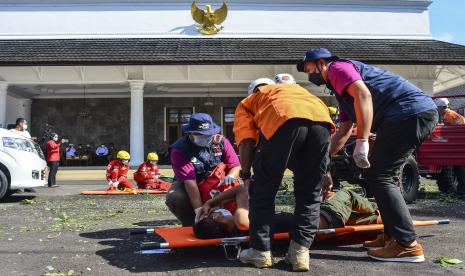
[47,161,59,187]
[364,109,438,246]
[249,119,331,251]
[454,166,465,195]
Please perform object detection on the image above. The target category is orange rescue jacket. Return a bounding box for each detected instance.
[233,84,335,145]
[443,108,465,125]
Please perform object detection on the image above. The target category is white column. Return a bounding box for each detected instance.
[129,81,145,166]
[0,82,8,128]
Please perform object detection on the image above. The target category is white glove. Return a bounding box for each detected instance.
[194,207,203,223]
[353,139,371,168]
[218,175,235,187]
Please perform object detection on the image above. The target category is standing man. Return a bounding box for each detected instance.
[165,113,241,226]
[10,118,32,139]
[434,98,465,125]
[434,98,465,198]
[234,77,334,271]
[297,48,438,262]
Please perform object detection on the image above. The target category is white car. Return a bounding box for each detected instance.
[0,128,47,199]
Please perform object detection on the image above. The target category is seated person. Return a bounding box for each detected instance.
[106,150,136,191]
[95,143,109,165]
[194,186,381,239]
[165,113,241,226]
[134,152,171,190]
[65,144,77,158]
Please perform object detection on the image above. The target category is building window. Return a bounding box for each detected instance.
[166,107,193,145]
[222,107,237,150]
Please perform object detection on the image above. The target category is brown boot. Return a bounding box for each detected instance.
[368,241,425,263]
[285,240,310,272]
[363,233,391,248]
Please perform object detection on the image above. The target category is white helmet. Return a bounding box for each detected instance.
[274,73,296,84]
[247,78,275,95]
[434,97,449,107]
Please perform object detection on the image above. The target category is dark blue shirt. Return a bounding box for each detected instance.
[327,59,437,132]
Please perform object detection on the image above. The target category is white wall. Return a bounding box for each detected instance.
[6,95,31,128]
[0,1,432,39]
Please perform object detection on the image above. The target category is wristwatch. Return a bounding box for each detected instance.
[239,170,251,180]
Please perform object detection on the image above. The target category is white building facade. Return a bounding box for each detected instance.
[0,0,464,165]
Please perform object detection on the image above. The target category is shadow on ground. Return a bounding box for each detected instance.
[0,194,36,203]
[80,225,379,273]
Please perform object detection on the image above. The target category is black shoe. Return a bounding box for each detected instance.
[48,185,60,188]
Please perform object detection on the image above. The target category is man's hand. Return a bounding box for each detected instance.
[199,202,213,220]
[107,181,117,191]
[321,172,333,199]
[353,139,370,168]
[218,175,235,187]
[194,207,203,223]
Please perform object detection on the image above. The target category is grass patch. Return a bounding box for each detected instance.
[19,199,36,205]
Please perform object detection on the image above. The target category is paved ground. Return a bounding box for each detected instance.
[1,177,464,275]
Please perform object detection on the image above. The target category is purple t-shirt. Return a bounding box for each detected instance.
[328,60,363,123]
[171,137,240,181]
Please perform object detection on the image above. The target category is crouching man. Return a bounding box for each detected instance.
[106,150,136,191]
[134,152,171,190]
[165,113,241,226]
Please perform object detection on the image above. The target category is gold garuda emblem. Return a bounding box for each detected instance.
[191,1,228,35]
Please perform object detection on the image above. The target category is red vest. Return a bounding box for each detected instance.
[197,162,239,214]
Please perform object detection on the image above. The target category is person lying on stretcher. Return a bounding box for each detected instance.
[193,185,382,239]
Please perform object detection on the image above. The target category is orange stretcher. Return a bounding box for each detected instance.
[133,219,449,259]
[80,189,168,195]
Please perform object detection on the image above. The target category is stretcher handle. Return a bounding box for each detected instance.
[141,242,169,250]
[436,219,450,225]
[130,229,155,235]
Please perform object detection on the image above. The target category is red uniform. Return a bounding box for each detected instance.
[106,160,135,190]
[46,140,60,162]
[134,162,171,190]
[198,162,239,214]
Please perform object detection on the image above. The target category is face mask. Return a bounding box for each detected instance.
[23,124,28,130]
[190,135,212,147]
[120,159,129,165]
[308,63,326,86]
[53,136,58,141]
[149,161,157,165]
[214,208,233,217]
